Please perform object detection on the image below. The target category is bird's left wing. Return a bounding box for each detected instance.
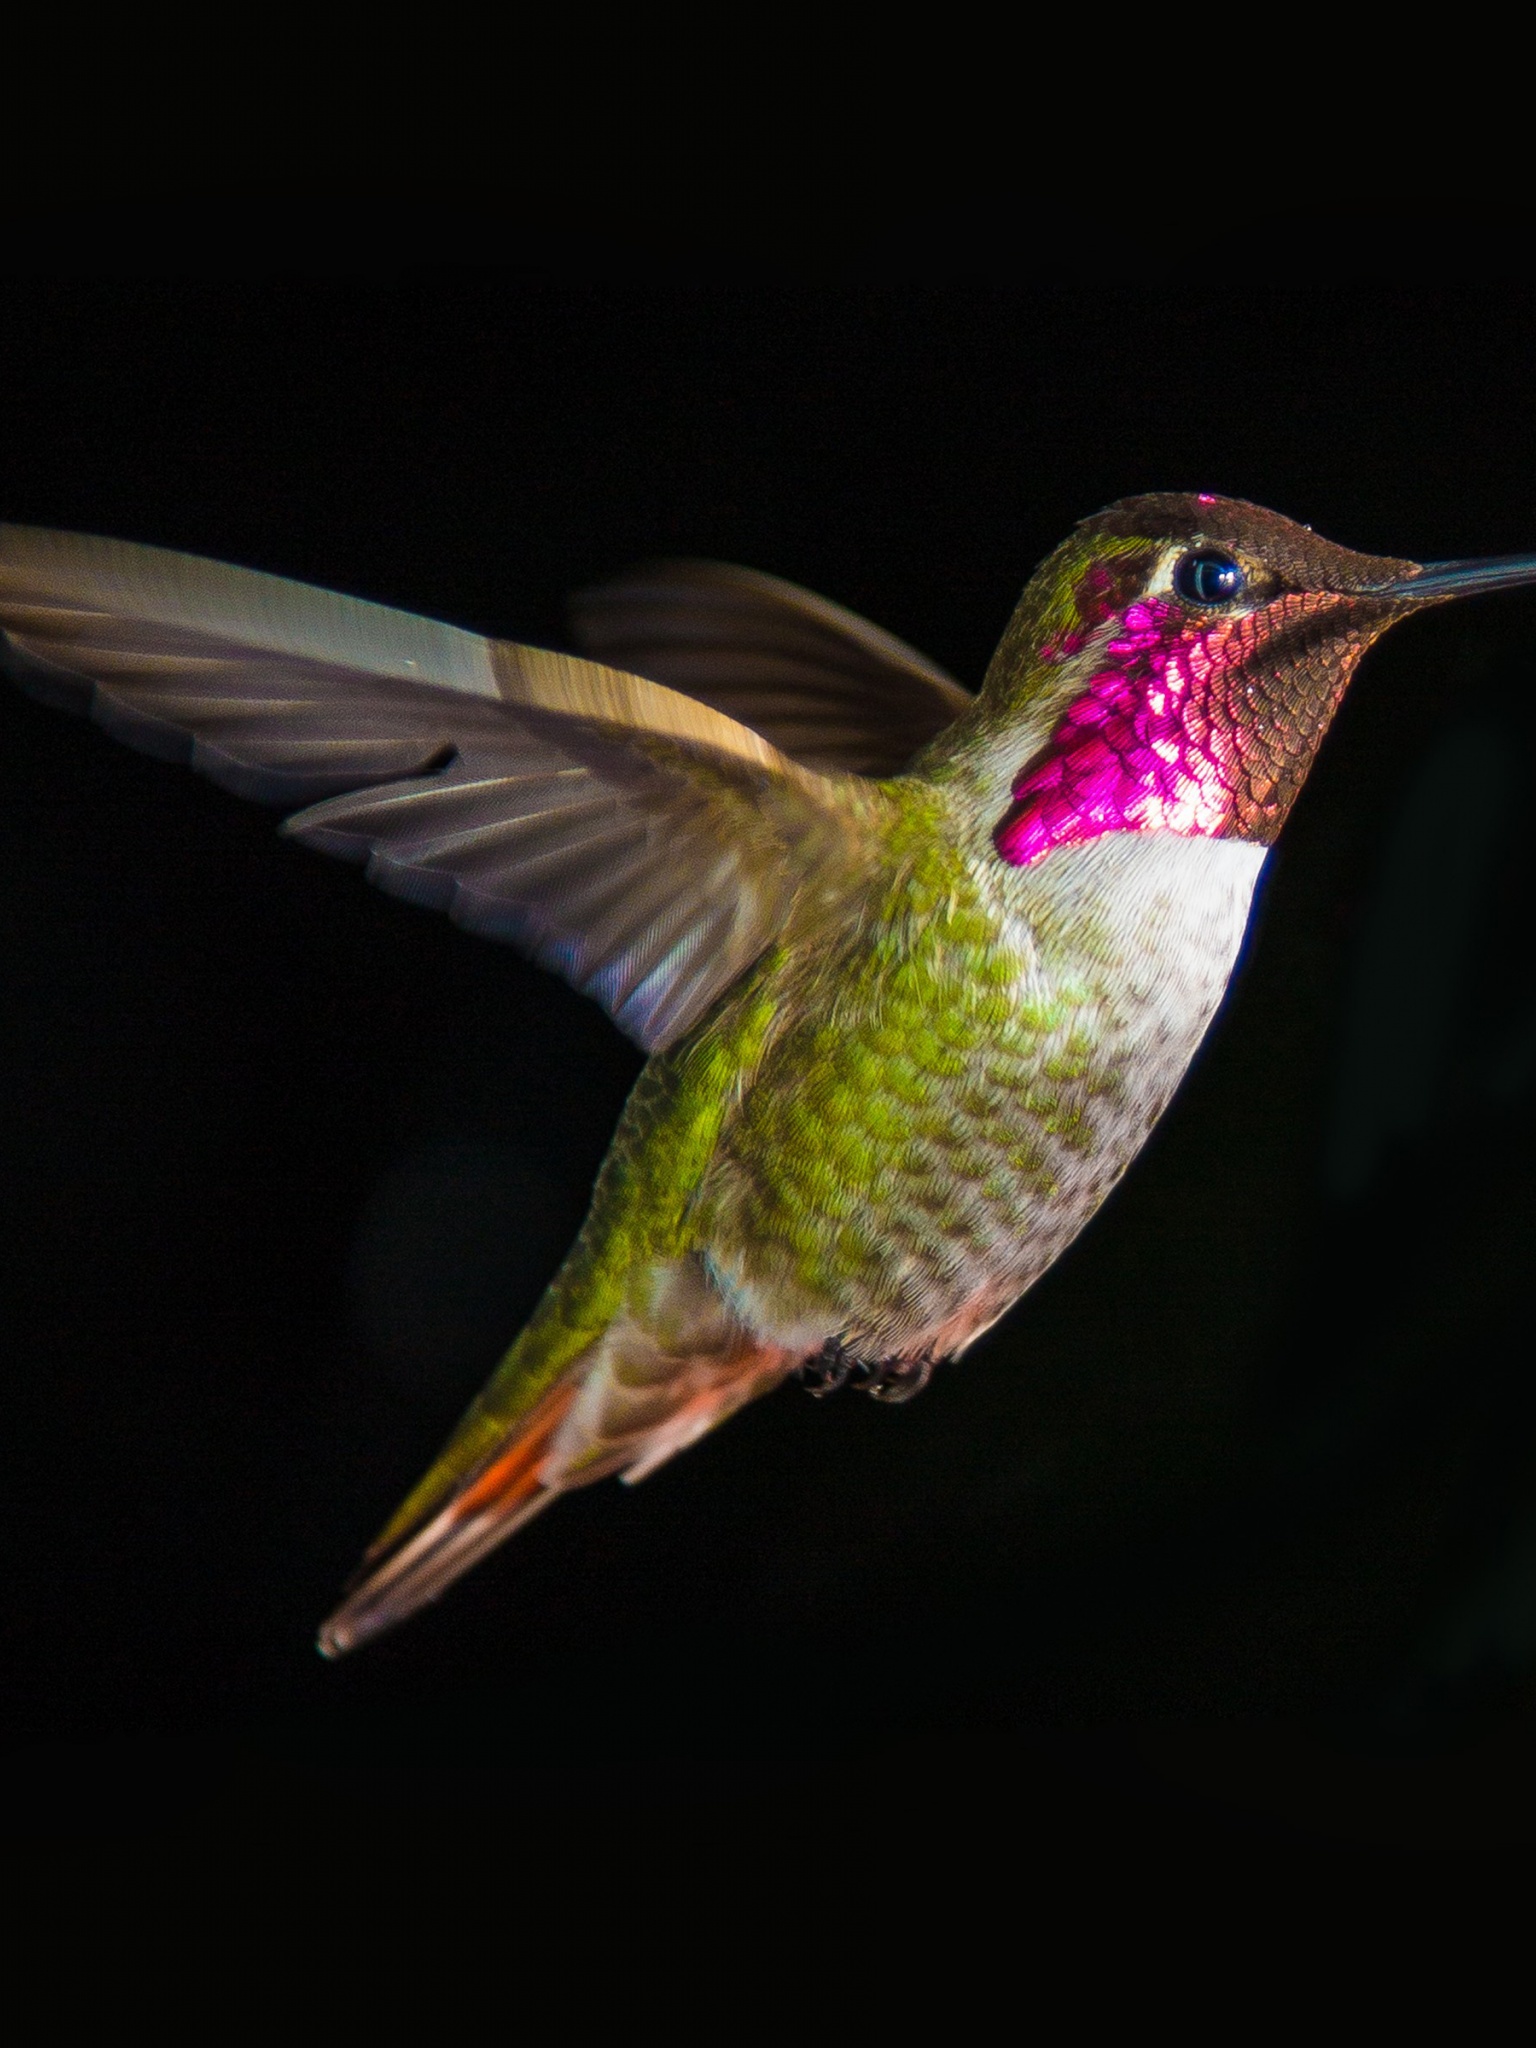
[570,557,973,775]
[0,525,872,1052]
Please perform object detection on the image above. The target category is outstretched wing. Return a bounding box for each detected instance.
[0,525,868,1052]
[569,557,972,776]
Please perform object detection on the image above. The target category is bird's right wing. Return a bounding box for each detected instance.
[0,525,878,1053]
[569,557,973,776]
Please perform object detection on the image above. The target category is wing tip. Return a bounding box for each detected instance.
[314,1594,414,1660]
[314,1377,584,1658]
[311,1510,473,1661]
[315,1619,352,1662]
[314,1486,559,1660]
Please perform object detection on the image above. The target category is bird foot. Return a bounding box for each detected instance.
[798,1342,935,1404]
[798,1340,853,1397]
[853,1354,934,1403]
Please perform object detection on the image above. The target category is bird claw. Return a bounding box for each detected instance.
[798,1343,935,1403]
[855,1354,934,1403]
[798,1340,853,1397]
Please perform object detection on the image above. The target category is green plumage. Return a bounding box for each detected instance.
[379,775,1128,1547]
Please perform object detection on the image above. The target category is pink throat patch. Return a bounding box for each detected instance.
[995,598,1246,869]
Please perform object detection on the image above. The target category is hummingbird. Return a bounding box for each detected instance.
[3,493,1532,1657]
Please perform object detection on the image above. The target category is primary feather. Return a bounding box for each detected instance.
[0,526,889,1051]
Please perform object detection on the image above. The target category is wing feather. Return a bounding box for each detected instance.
[569,557,973,776]
[0,525,872,1052]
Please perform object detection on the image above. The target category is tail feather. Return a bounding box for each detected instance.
[317,1259,797,1658]
[316,1377,581,1659]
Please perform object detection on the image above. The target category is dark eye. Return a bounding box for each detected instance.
[1174,549,1247,606]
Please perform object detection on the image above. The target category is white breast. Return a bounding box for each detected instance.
[1017,831,1270,1109]
[961,831,1271,1321]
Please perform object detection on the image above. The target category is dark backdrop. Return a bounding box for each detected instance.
[5,227,1536,1850]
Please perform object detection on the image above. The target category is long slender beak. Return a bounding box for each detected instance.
[1379,553,1536,603]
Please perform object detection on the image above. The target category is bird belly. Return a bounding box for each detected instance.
[697,833,1268,1360]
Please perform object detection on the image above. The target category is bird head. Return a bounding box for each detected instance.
[978,492,1536,870]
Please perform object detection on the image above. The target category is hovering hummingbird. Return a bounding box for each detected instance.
[3,494,1531,1656]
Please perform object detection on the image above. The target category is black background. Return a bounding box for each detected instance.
[5,222,1536,1853]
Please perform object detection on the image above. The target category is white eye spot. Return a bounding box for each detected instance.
[1143,546,1188,598]
[1145,542,1257,607]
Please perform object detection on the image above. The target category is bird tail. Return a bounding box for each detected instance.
[317,1256,791,1658]
[315,1374,583,1659]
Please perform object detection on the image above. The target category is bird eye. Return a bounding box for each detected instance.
[1174,549,1247,606]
